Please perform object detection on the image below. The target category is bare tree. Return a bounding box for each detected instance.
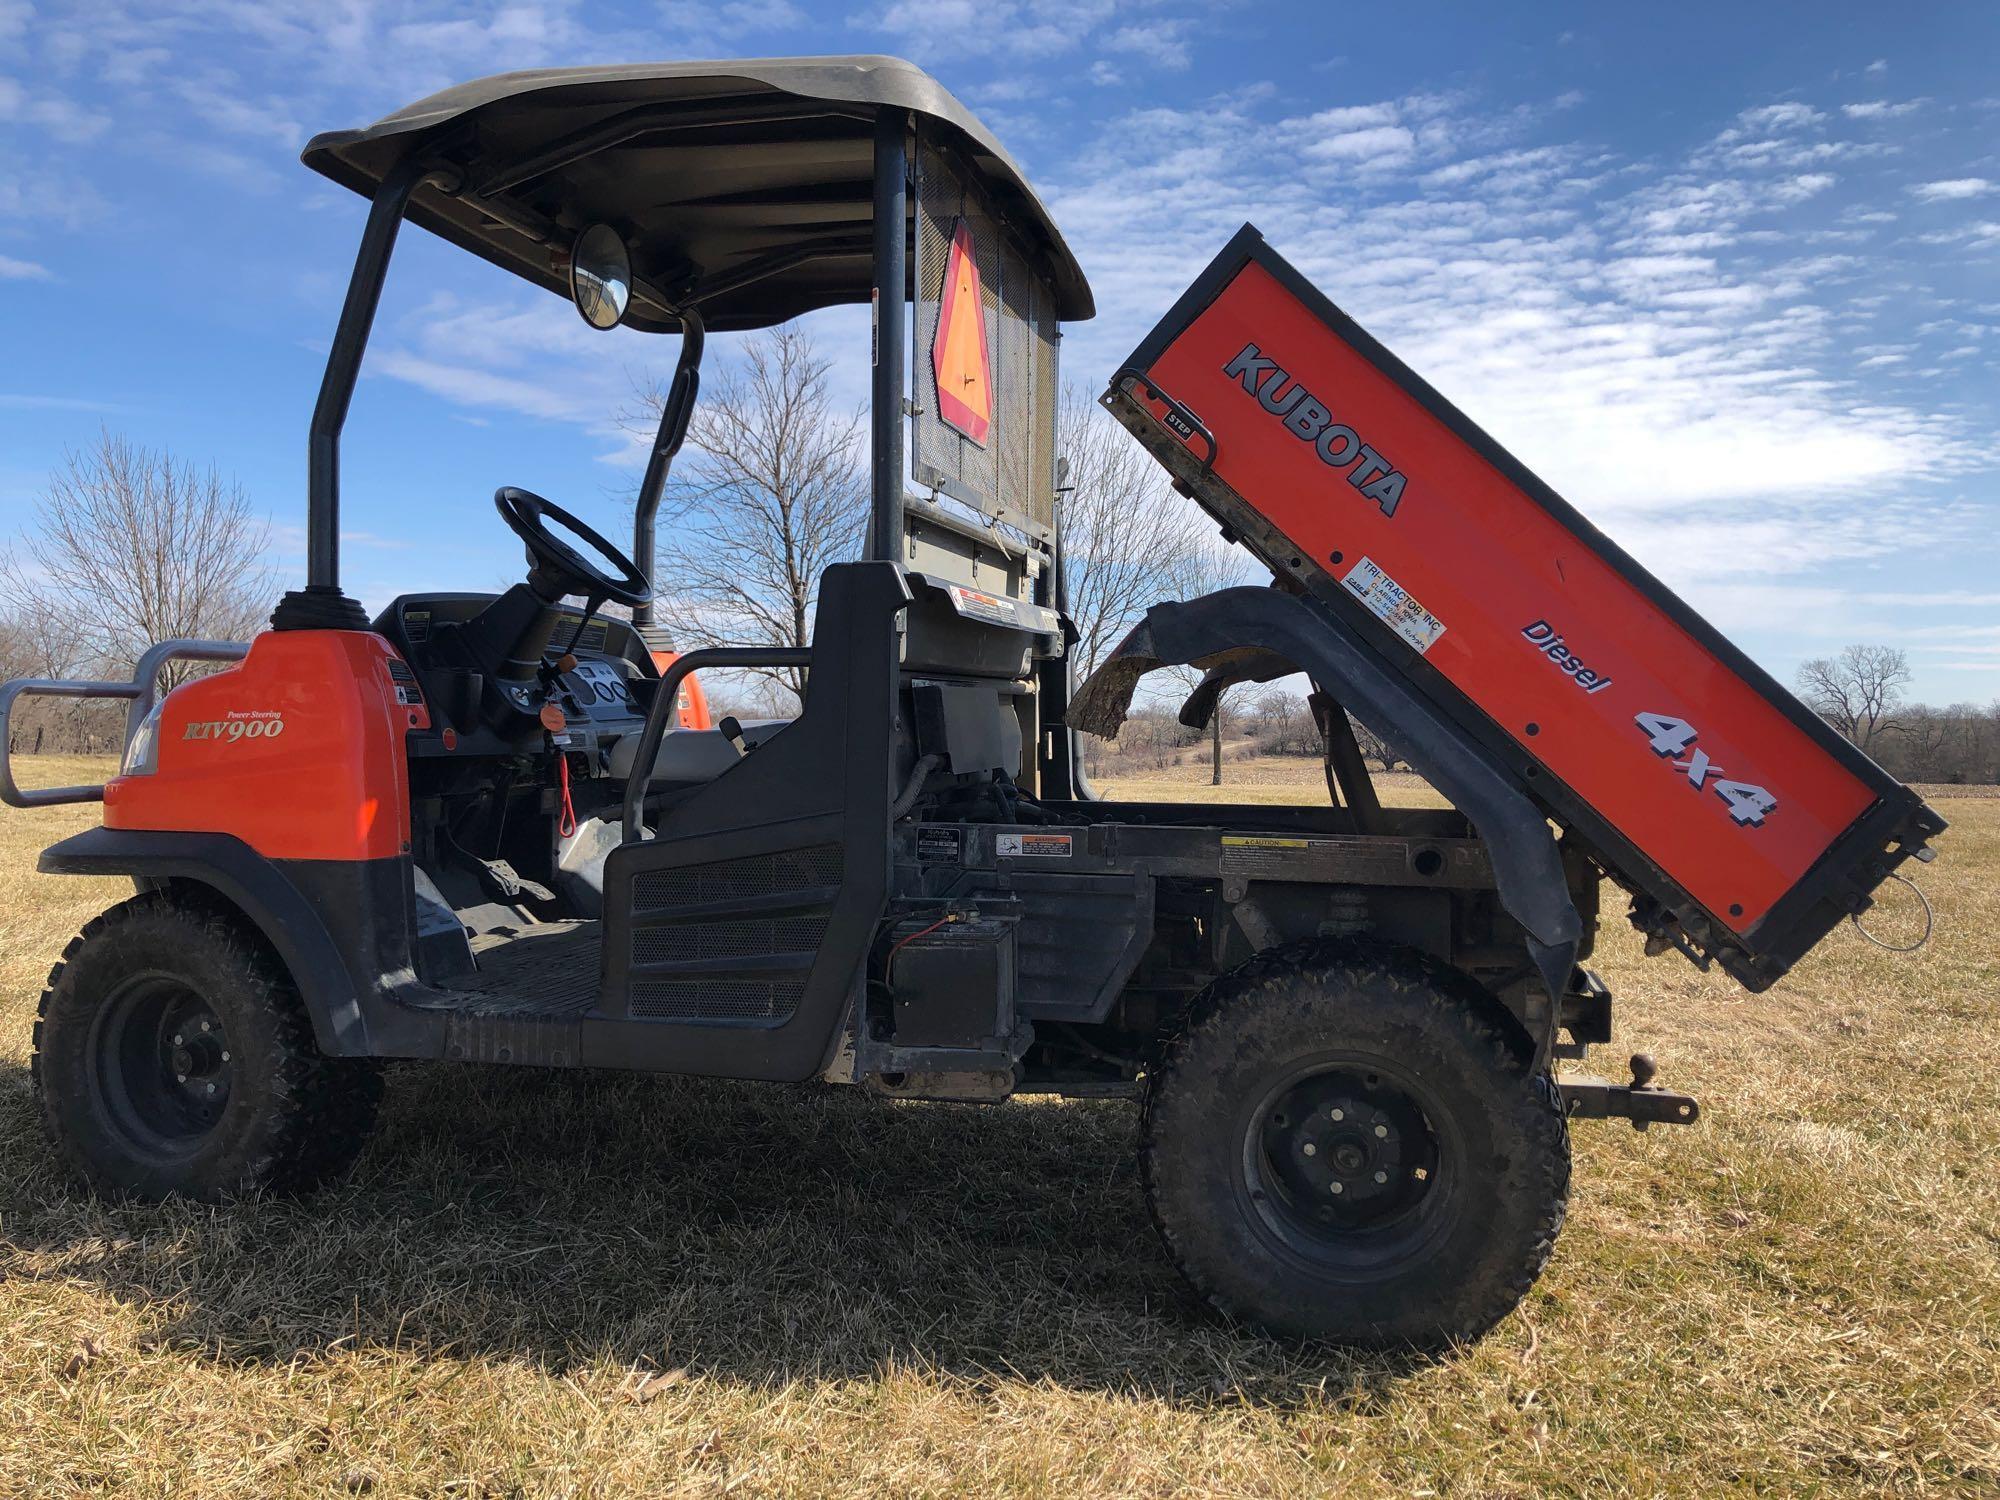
[1795,644,1911,750]
[2,432,269,673]
[0,433,270,751]
[1251,689,1316,757]
[1350,715,1407,774]
[630,328,864,705]
[1056,384,1222,682]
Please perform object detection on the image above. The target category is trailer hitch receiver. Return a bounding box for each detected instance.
[1558,1054,1700,1131]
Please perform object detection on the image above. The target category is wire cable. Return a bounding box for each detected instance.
[1849,873,1934,953]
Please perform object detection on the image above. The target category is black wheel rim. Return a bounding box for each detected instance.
[1239,1056,1460,1281]
[87,973,234,1159]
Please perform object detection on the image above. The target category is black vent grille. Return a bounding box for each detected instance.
[633,914,830,965]
[633,845,842,911]
[631,978,806,1021]
[623,844,843,1025]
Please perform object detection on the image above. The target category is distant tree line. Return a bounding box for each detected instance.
[1793,645,1999,785]
[1087,646,2000,790]
[1082,688,1409,780]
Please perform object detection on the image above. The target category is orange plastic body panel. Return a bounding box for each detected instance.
[648,651,714,730]
[105,631,427,862]
[1136,253,1882,935]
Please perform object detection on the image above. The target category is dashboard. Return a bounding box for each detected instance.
[373,591,656,762]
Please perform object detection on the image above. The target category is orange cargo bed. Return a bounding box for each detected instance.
[1102,224,1941,990]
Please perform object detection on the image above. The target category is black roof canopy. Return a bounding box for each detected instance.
[302,56,1093,332]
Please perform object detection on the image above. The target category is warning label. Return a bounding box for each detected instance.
[996,832,1072,859]
[1341,556,1445,656]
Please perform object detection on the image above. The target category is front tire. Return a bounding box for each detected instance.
[1141,941,1569,1347]
[32,893,382,1201]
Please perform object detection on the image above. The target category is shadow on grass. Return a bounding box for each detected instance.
[0,1059,1434,1408]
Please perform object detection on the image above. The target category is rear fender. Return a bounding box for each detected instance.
[1071,586,1582,1008]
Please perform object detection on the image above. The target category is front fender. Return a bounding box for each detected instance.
[38,827,416,1057]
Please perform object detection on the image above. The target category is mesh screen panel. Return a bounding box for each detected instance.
[631,979,806,1021]
[633,845,842,911]
[623,845,842,1026]
[632,914,831,965]
[912,125,1060,540]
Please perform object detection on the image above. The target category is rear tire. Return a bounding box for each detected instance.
[32,893,382,1202]
[1141,941,1569,1348]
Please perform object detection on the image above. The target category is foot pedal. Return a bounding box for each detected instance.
[475,856,555,907]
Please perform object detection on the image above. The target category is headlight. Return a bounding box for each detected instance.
[121,702,164,776]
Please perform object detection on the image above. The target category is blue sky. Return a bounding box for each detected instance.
[2,1,1997,701]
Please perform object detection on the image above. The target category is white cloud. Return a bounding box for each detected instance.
[1734,101,1824,133]
[1866,58,1889,74]
[1041,83,1980,599]
[0,392,118,411]
[1909,177,1994,202]
[1841,98,1922,119]
[0,83,110,142]
[1302,102,1401,132]
[1307,124,1416,164]
[1776,171,1836,201]
[1919,220,2000,250]
[1104,21,1191,71]
[859,0,1131,62]
[173,74,305,149]
[0,253,51,280]
[655,0,808,52]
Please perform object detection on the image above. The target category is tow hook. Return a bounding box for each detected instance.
[1557,1054,1699,1131]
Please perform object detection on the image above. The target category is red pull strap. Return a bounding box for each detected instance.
[557,753,577,839]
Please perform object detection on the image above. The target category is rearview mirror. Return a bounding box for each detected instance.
[569,224,631,330]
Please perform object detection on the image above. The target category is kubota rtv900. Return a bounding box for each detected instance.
[1,57,1941,1347]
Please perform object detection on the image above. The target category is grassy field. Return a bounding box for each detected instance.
[1,753,1996,1495]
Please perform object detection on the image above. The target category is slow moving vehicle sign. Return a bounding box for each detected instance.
[931,217,993,445]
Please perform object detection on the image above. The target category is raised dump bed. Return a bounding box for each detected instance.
[1100,224,1942,991]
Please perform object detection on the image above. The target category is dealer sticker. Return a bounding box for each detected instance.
[996,832,1072,859]
[1341,556,1445,655]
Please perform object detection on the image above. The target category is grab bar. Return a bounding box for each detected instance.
[619,646,812,842]
[0,639,250,808]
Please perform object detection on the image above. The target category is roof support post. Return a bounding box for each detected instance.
[869,109,909,566]
[630,309,705,647]
[277,154,428,630]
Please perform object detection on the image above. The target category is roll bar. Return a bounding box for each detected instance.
[0,639,251,808]
[869,109,908,564]
[630,308,705,646]
[308,154,433,595]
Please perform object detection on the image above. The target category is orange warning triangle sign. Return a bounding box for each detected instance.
[932,218,992,446]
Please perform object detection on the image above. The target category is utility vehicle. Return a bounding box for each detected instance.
[1,58,1942,1347]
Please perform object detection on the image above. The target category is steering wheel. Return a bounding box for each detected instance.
[494,487,653,609]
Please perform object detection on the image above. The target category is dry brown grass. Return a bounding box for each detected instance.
[1,753,1995,1496]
